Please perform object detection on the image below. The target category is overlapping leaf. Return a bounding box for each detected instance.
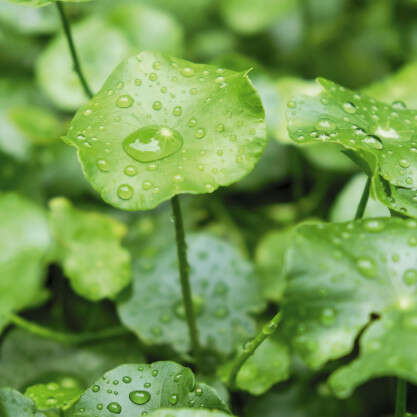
[117,234,265,355]
[49,197,131,301]
[0,388,45,417]
[281,217,417,396]
[66,362,228,417]
[286,78,417,216]
[0,329,144,389]
[65,50,266,210]
[0,192,50,333]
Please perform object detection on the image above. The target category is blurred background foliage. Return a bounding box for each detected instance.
[2,0,417,416]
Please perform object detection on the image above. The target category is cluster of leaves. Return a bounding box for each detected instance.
[3,0,417,417]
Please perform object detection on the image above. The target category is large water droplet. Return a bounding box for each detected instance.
[129,390,151,405]
[123,126,183,162]
[107,402,122,414]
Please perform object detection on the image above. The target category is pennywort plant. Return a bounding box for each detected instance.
[3,1,417,417]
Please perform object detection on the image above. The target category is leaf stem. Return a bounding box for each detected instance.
[9,314,128,344]
[354,176,371,220]
[170,195,201,366]
[395,378,407,417]
[228,311,281,387]
[55,1,93,99]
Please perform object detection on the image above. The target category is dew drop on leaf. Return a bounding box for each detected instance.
[403,269,417,286]
[117,184,133,200]
[356,257,377,279]
[107,401,122,414]
[342,102,357,114]
[122,126,183,163]
[169,394,178,405]
[116,95,134,108]
[362,135,383,150]
[129,390,151,405]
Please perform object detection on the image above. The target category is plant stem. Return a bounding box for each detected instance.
[9,314,128,344]
[354,176,371,220]
[395,378,407,417]
[55,1,93,99]
[228,311,281,387]
[170,195,201,365]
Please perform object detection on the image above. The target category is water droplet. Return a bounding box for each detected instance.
[152,101,162,111]
[195,128,206,139]
[403,269,417,286]
[320,308,337,325]
[181,67,194,77]
[174,373,183,383]
[116,95,134,108]
[107,402,122,414]
[400,159,410,168]
[144,382,151,388]
[153,61,161,70]
[149,73,158,81]
[343,102,357,114]
[169,394,178,405]
[97,159,110,172]
[363,219,385,232]
[188,118,197,128]
[142,181,153,190]
[173,106,182,116]
[408,236,417,246]
[118,184,133,200]
[195,386,203,396]
[135,79,142,86]
[122,376,132,384]
[151,370,159,377]
[356,257,377,279]
[315,118,336,131]
[124,166,137,176]
[92,385,100,392]
[123,126,183,162]
[173,174,184,183]
[216,123,225,132]
[129,390,151,405]
[83,108,92,116]
[392,100,406,110]
[287,101,296,109]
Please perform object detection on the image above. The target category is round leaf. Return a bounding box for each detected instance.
[281,217,417,393]
[36,17,131,110]
[49,197,131,301]
[66,361,228,417]
[0,388,46,417]
[117,233,265,355]
[0,192,50,333]
[65,51,266,210]
[286,77,417,215]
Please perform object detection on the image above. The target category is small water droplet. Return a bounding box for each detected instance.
[116,95,134,108]
[122,376,132,384]
[363,219,385,232]
[151,370,159,377]
[400,159,410,168]
[152,101,162,111]
[181,67,194,77]
[97,159,110,172]
[343,102,357,114]
[195,128,206,139]
[320,308,337,325]
[118,184,133,200]
[107,402,122,414]
[356,257,377,279]
[124,165,137,176]
[92,385,100,393]
[149,73,158,81]
[362,135,383,150]
[173,106,182,116]
[142,180,153,190]
[169,394,178,405]
[392,100,406,110]
[404,269,417,286]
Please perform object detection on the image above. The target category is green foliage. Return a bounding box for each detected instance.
[149,410,232,417]
[281,218,417,393]
[49,197,131,301]
[287,78,417,216]
[0,192,50,333]
[25,377,83,410]
[65,51,266,210]
[5,0,91,7]
[66,362,228,417]
[118,233,265,355]
[0,388,46,417]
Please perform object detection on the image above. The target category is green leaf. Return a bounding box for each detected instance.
[255,226,294,302]
[281,217,417,394]
[0,192,50,333]
[65,51,266,211]
[220,0,297,34]
[117,233,265,355]
[66,361,228,417]
[219,338,290,395]
[5,0,91,8]
[108,2,184,56]
[364,61,417,109]
[25,377,83,411]
[36,17,131,110]
[286,77,417,216]
[149,410,233,417]
[0,388,46,417]
[49,197,131,301]
[330,173,390,222]
[0,328,145,390]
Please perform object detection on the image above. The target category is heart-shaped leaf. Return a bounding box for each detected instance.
[286,78,417,216]
[0,328,145,389]
[0,388,46,417]
[117,233,265,355]
[281,217,417,395]
[0,192,50,334]
[25,377,83,411]
[66,361,228,417]
[36,17,131,110]
[65,50,266,210]
[149,410,233,417]
[49,197,131,301]
[218,337,290,395]
[5,0,91,8]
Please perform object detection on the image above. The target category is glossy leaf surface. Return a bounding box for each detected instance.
[0,388,46,417]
